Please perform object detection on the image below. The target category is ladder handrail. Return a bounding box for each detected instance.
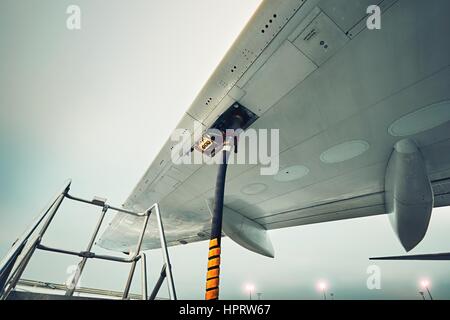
[0,180,72,275]
[0,181,177,300]
[1,191,67,299]
[0,180,72,291]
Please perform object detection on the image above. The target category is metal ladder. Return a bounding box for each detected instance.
[0,180,177,300]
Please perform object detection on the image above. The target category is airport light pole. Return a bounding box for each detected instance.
[421,280,433,300]
[246,284,255,300]
[419,291,426,300]
[257,292,263,300]
[318,281,327,300]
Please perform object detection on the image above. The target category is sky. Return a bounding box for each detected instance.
[1,0,450,300]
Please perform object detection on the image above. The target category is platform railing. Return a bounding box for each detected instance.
[0,180,177,300]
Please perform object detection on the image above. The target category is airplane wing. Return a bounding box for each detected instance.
[98,0,450,255]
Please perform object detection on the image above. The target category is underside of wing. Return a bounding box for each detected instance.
[98,0,450,254]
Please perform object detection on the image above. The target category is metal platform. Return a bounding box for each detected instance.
[6,279,169,300]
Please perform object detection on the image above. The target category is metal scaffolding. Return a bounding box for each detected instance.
[0,180,177,300]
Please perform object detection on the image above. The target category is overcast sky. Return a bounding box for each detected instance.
[1,0,449,300]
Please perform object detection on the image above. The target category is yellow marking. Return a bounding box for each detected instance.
[206,278,219,289]
[207,268,220,279]
[209,238,219,248]
[199,137,213,151]
[208,257,220,269]
[205,289,219,300]
[208,248,221,258]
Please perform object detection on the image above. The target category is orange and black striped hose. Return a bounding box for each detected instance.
[205,149,228,300]
[204,114,243,300]
[205,238,221,300]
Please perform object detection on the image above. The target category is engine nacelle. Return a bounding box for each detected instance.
[385,139,434,251]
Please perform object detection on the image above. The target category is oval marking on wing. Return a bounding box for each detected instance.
[320,140,370,164]
[388,100,450,137]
